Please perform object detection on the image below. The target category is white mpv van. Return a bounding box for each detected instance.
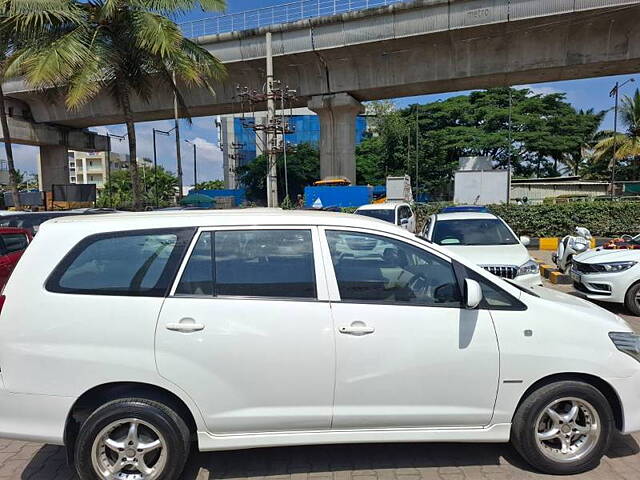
[1,210,639,479]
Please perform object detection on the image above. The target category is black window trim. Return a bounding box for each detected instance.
[452,259,527,311]
[172,227,319,301]
[0,232,29,255]
[46,227,196,297]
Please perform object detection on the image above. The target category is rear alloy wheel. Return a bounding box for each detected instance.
[75,398,190,480]
[511,381,613,474]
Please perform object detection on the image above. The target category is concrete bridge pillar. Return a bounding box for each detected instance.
[308,93,364,184]
[38,145,69,192]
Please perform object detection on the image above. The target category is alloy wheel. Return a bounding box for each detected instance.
[91,418,167,480]
[534,397,600,463]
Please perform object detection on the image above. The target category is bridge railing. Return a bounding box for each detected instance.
[179,0,409,38]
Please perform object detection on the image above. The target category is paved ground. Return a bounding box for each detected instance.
[3,263,640,479]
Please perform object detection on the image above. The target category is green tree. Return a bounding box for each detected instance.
[10,0,227,210]
[99,165,178,208]
[0,0,77,208]
[195,179,225,190]
[593,88,640,180]
[236,143,320,203]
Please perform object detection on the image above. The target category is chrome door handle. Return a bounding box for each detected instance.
[339,322,375,335]
[166,318,205,333]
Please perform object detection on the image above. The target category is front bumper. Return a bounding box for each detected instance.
[570,269,630,304]
[608,370,640,434]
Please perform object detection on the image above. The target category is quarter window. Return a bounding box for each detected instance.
[326,230,461,306]
[47,229,192,296]
[175,229,317,299]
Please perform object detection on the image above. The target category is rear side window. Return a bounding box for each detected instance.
[1,233,29,253]
[46,229,193,297]
[175,229,317,299]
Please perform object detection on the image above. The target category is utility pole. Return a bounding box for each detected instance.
[153,127,176,208]
[265,32,278,208]
[173,73,184,200]
[610,78,635,198]
[508,87,513,203]
[415,106,419,198]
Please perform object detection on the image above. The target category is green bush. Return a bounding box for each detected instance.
[414,202,640,237]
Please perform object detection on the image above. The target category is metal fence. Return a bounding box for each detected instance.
[179,0,409,38]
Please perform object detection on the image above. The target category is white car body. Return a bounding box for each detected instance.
[422,212,542,288]
[354,202,416,233]
[0,210,638,476]
[572,248,640,304]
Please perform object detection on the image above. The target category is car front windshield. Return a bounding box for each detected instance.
[355,209,396,223]
[433,219,519,246]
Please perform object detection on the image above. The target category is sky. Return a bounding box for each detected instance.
[5,0,639,183]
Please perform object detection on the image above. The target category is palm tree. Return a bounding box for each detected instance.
[561,109,606,176]
[9,0,226,210]
[593,88,640,174]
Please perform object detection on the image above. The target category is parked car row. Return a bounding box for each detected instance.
[0,209,638,479]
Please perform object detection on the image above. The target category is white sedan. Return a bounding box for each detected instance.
[572,247,640,315]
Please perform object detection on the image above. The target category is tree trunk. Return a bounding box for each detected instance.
[119,85,142,210]
[0,82,21,210]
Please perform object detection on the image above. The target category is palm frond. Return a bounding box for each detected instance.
[130,10,183,56]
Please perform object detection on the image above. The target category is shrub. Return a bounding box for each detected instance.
[414,202,640,237]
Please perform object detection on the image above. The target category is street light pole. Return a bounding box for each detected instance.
[610,78,635,198]
[193,143,197,189]
[152,127,176,208]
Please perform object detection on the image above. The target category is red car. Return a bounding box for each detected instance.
[0,227,32,289]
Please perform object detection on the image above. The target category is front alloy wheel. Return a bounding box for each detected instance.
[534,397,600,463]
[511,381,613,475]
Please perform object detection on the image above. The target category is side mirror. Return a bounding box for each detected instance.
[465,279,483,309]
[400,218,409,226]
[520,235,531,246]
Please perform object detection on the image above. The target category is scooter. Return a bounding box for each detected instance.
[552,227,593,272]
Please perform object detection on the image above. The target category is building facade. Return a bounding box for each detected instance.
[219,108,369,189]
[68,151,152,191]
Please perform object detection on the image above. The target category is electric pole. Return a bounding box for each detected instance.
[265,32,278,208]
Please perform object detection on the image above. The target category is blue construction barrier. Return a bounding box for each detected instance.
[191,189,247,207]
[304,186,373,209]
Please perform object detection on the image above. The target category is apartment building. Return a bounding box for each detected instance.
[68,151,152,190]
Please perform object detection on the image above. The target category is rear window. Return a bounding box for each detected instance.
[46,229,194,297]
[1,233,29,253]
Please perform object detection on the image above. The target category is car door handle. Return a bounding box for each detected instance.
[166,319,205,333]
[339,323,375,335]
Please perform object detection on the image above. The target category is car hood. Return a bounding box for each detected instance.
[440,244,530,266]
[575,248,640,264]
[527,284,632,331]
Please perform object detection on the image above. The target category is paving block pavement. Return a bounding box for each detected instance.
[0,434,640,479]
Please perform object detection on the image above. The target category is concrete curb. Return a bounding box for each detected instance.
[535,260,572,285]
[528,237,614,251]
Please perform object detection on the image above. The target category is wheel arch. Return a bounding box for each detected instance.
[513,373,624,431]
[64,381,199,464]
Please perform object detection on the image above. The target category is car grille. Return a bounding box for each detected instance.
[482,265,518,279]
[573,261,601,274]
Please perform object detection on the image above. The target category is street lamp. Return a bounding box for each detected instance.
[610,77,635,197]
[152,127,176,208]
[184,139,198,197]
[104,132,127,208]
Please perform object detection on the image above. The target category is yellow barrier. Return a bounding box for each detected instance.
[539,238,559,250]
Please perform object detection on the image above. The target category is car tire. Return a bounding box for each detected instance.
[74,398,191,480]
[511,381,613,475]
[624,283,640,316]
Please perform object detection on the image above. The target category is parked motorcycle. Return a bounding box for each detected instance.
[552,227,593,272]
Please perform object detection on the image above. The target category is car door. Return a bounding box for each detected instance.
[155,226,335,434]
[320,227,500,429]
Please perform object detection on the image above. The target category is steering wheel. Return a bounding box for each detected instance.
[406,271,430,299]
